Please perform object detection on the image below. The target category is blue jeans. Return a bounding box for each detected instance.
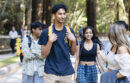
[22,71,44,83]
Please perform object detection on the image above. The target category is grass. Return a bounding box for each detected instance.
[0,56,19,68]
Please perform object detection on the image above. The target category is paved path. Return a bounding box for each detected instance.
[0,56,101,83]
[0,53,16,61]
[0,68,22,83]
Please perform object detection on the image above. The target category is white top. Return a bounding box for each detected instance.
[9,30,18,39]
[33,39,38,72]
[107,52,130,76]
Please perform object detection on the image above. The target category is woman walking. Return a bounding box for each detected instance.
[75,26,105,83]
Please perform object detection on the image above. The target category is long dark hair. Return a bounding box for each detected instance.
[81,26,104,50]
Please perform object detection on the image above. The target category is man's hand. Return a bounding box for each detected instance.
[66,31,76,42]
[49,33,58,43]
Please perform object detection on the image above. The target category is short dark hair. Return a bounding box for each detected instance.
[52,4,67,14]
[114,20,128,30]
[31,22,46,32]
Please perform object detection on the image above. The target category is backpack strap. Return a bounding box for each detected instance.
[48,25,53,36]
[48,25,72,47]
[65,26,72,47]
[115,46,118,54]
[79,41,84,56]
[27,36,32,48]
[78,41,84,64]
[48,25,71,34]
[65,26,71,33]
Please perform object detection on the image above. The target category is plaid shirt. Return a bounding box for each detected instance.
[22,35,45,76]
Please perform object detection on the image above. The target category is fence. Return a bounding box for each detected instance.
[0,35,20,53]
[0,36,11,53]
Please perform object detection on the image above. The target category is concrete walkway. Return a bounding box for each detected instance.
[0,68,22,83]
[0,52,21,80]
[0,56,101,83]
[0,53,16,61]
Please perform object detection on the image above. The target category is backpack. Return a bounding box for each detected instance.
[48,25,72,46]
[20,36,32,62]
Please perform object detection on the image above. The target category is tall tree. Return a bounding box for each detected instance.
[128,3,130,30]
[116,2,119,20]
[42,0,52,27]
[32,0,42,22]
[25,0,32,29]
[123,0,130,30]
[86,0,97,33]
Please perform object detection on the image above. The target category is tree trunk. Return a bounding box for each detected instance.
[86,0,97,33]
[32,0,42,22]
[128,8,130,30]
[42,0,52,27]
[25,7,31,29]
[1,0,8,17]
[42,0,46,24]
[25,0,32,29]
[116,3,119,21]
[123,0,130,30]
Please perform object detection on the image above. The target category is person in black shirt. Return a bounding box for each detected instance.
[75,26,105,83]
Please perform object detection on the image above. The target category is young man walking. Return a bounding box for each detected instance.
[22,22,46,83]
[38,4,77,83]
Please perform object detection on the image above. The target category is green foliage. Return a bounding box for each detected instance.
[52,0,129,35]
[97,0,128,33]
[0,0,25,35]
[0,0,129,35]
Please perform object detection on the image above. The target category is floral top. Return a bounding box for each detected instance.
[22,35,45,77]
